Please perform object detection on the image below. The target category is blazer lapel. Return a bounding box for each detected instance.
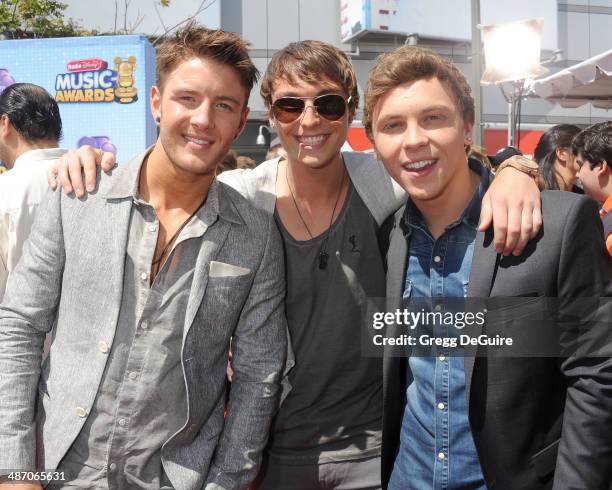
[96,156,145,339]
[182,219,232,343]
[384,214,410,388]
[464,228,499,405]
[182,184,243,342]
[386,221,409,323]
[104,199,132,313]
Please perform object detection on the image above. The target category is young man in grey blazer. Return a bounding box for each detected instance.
[0,25,287,490]
[50,40,544,489]
[364,46,612,489]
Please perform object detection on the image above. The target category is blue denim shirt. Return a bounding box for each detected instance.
[389,162,488,490]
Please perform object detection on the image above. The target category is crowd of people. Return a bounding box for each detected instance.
[0,21,611,490]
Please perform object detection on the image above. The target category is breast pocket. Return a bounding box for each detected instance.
[206,272,253,318]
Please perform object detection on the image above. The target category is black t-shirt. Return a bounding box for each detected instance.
[270,183,386,464]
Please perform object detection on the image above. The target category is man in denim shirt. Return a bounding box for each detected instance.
[389,158,487,489]
[365,46,612,489]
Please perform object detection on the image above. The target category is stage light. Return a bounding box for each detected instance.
[480,18,548,85]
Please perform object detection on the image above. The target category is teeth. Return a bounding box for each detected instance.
[300,135,326,146]
[405,159,435,170]
[185,136,211,145]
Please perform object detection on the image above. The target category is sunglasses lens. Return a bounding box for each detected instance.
[272,98,305,123]
[314,94,347,121]
[272,95,348,123]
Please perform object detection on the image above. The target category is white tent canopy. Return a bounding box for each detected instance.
[528,49,612,109]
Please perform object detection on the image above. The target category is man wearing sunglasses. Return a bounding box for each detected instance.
[49,40,542,489]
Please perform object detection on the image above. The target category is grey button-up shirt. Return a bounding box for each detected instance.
[57,156,220,489]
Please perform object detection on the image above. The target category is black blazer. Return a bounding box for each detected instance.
[381,186,612,490]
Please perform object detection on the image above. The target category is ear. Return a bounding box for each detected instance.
[370,140,382,161]
[597,160,609,176]
[0,114,15,145]
[150,85,161,124]
[0,114,9,138]
[463,121,474,146]
[555,147,569,164]
[235,106,250,140]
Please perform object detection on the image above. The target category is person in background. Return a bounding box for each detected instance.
[236,155,256,170]
[572,121,612,256]
[265,136,287,160]
[0,83,66,299]
[216,149,238,175]
[486,146,522,173]
[533,124,582,192]
[467,145,492,170]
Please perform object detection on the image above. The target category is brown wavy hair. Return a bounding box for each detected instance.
[156,22,259,103]
[259,40,359,121]
[363,46,474,140]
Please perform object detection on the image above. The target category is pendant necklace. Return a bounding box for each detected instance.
[285,163,346,270]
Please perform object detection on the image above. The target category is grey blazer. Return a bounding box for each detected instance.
[0,152,288,490]
[381,174,612,489]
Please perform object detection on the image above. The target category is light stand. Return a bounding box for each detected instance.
[256,125,273,146]
[479,18,547,150]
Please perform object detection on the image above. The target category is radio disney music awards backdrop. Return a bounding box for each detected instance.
[0,35,156,163]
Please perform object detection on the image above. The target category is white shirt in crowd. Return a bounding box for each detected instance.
[0,148,68,299]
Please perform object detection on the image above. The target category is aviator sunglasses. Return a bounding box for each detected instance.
[272,94,351,124]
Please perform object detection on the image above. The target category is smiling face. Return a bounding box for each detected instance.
[270,76,349,170]
[371,76,473,206]
[151,56,249,177]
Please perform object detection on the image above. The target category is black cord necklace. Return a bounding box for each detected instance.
[285,163,346,270]
[151,194,208,278]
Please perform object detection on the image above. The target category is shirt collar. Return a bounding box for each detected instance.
[102,149,149,200]
[103,147,241,225]
[401,158,490,236]
[13,148,68,169]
